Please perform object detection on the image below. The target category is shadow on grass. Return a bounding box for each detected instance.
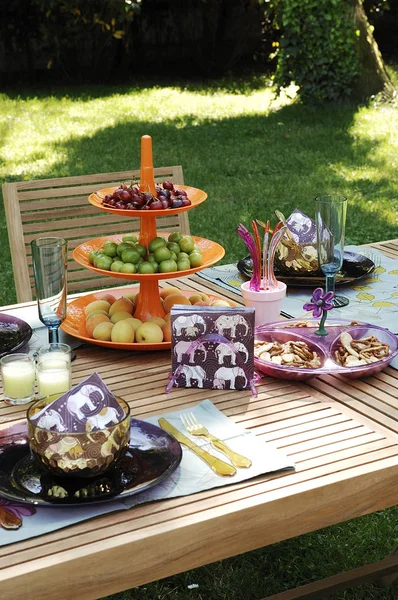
[1,99,397,305]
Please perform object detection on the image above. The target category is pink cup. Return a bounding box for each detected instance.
[241,281,287,328]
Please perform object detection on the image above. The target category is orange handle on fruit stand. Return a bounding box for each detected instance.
[138,135,158,249]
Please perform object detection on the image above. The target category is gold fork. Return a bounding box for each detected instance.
[180,413,252,468]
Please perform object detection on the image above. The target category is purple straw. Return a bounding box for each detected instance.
[237,223,261,291]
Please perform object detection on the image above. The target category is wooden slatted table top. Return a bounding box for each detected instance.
[0,240,397,600]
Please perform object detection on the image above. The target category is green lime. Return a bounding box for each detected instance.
[138,261,155,274]
[121,248,141,264]
[148,236,167,253]
[154,246,172,263]
[192,243,202,254]
[159,259,178,273]
[169,251,177,262]
[120,263,136,274]
[122,233,138,244]
[103,241,118,258]
[95,255,113,271]
[147,253,158,264]
[111,260,124,272]
[177,252,189,261]
[89,250,99,264]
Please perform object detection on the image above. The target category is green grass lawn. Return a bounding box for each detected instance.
[1,76,398,598]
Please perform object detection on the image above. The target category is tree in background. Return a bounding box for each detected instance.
[268,0,393,102]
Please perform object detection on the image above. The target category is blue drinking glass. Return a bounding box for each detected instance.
[31,237,68,343]
[315,195,349,308]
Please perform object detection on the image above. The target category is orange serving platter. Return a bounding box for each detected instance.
[88,185,207,217]
[61,287,235,352]
[73,234,225,281]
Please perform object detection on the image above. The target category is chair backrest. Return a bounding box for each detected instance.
[3,166,188,303]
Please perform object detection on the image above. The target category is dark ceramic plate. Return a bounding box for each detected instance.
[0,314,32,358]
[0,419,182,506]
[237,251,375,288]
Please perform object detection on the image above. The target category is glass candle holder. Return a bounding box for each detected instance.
[1,353,36,405]
[36,343,72,399]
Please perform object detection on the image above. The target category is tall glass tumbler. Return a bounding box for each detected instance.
[31,237,68,343]
[315,195,349,308]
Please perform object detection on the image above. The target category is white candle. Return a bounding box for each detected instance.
[37,367,71,398]
[2,362,36,399]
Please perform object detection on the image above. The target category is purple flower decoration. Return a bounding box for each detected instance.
[0,498,37,530]
[303,288,334,319]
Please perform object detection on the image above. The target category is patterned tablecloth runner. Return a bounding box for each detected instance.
[0,400,294,546]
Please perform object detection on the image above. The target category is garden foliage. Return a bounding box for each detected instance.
[268,0,360,102]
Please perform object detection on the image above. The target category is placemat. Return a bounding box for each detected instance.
[198,245,398,332]
[0,399,294,546]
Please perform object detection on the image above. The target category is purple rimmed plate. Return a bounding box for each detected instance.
[0,419,182,506]
[0,314,32,358]
[255,318,398,381]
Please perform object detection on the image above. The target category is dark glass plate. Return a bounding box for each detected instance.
[237,251,375,288]
[0,314,32,358]
[0,419,182,506]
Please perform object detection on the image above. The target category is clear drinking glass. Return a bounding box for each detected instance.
[31,237,68,343]
[315,195,349,308]
[36,343,72,399]
[1,353,36,405]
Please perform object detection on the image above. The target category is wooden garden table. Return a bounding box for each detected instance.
[0,239,397,600]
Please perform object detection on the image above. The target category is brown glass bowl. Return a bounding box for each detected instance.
[27,395,131,478]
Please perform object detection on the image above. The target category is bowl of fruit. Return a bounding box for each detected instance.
[89,181,207,217]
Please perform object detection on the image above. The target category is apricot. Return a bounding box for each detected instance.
[122,291,137,303]
[109,297,134,317]
[92,321,114,341]
[194,300,210,306]
[85,309,110,318]
[110,311,135,324]
[211,299,231,307]
[146,316,167,327]
[86,314,110,337]
[96,293,116,305]
[200,293,210,303]
[85,300,111,317]
[162,321,172,342]
[163,293,191,313]
[159,287,182,300]
[188,293,202,305]
[135,322,163,343]
[111,320,135,343]
[125,317,143,332]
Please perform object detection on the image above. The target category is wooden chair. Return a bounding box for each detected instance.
[2,166,188,303]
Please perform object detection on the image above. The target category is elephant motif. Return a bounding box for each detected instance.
[36,409,67,432]
[174,340,208,363]
[213,366,247,389]
[177,364,206,388]
[86,407,120,431]
[172,314,206,338]
[215,341,249,365]
[214,315,250,338]
[67,384,100,420]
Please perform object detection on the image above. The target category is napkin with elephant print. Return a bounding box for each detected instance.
[29,373,125,432]
[169,306,255,390]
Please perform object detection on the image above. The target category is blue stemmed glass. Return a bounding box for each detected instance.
[315,195,349,308]
[31,237,68,343]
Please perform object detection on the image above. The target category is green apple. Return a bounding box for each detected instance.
[154,246,172,263]
[159,259,178,273]
[122,233,138,244]
[111,260,124,272]
[121,248,141,264]
[167,242,180,254]
[179,235,195,254]
[188,252,203,268]
[120,263,136,274]
[116,242,133,257]
[148,236,167,253]
[134,243,147,258]
[138,261,155,274]
[177,252,189,261]
[94,255,113,270]
[168,231,183,244]
[103,241,118,258]
[177,258,191,271]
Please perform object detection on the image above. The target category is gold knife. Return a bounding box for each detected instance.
[158,418,237,477]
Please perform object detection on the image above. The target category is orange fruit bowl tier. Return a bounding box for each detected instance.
[88,185,207,217]
[73,234,225,280]
[61,287,236,351]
